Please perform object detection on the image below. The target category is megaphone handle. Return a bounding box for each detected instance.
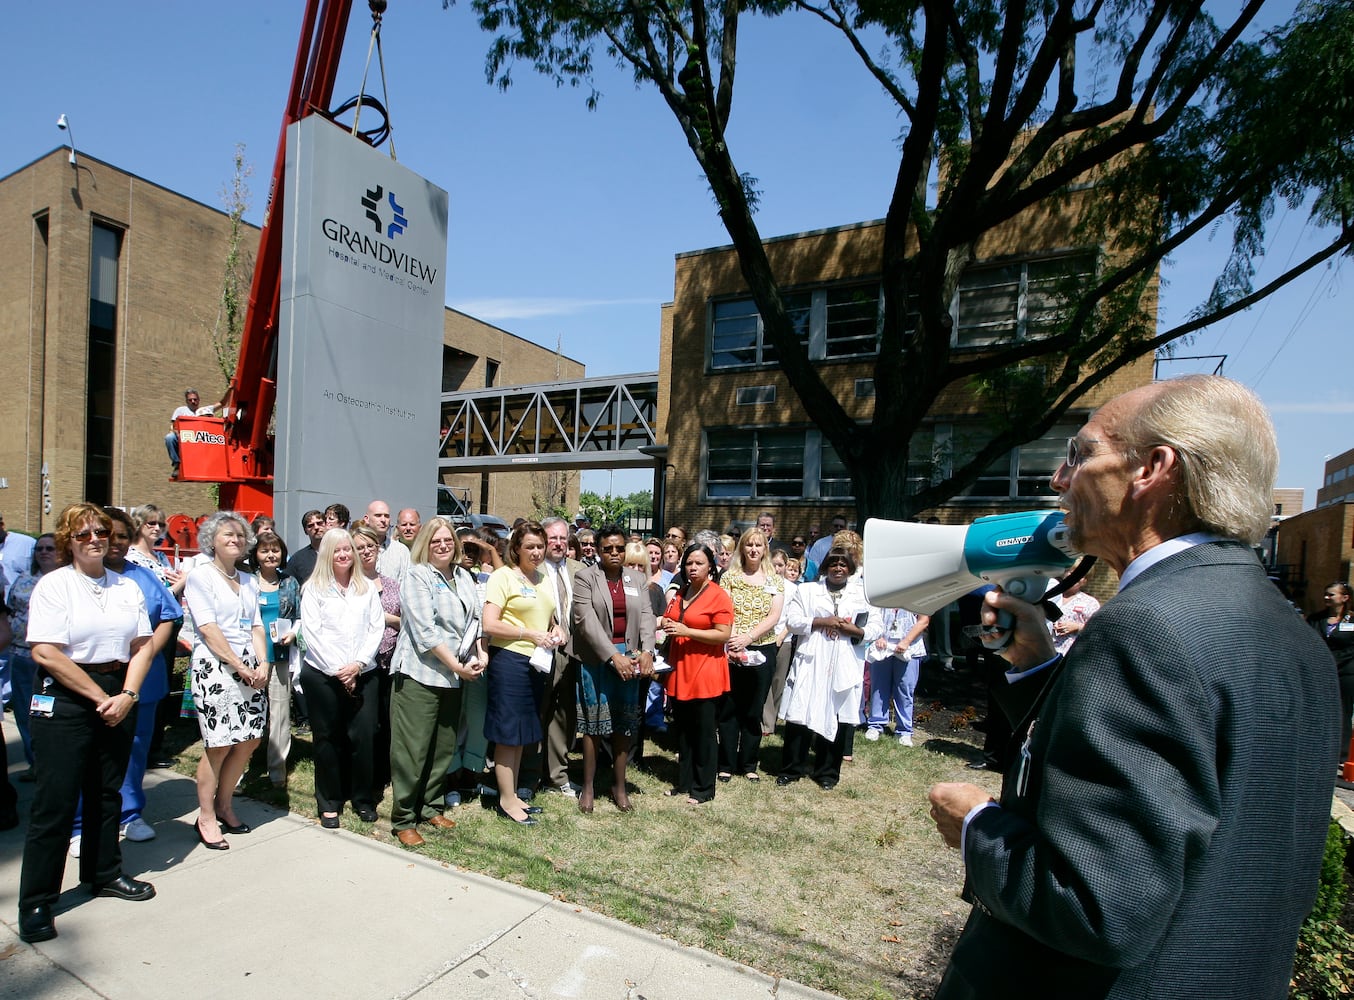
[979,609,1016,652]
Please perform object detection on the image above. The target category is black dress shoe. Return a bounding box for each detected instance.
[196,820,229,851]
[818,779,838,790]
[216,814,252,834]
[966,760,992,771]
[355,806,378,823]
[320,814,341,829]
[494,803,537,825]
[19,905,57,943]
[93,874,156,901]
[146,756,178,769]
[775,774,800,786]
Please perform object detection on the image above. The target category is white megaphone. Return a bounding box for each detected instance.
[863,510,1079,616]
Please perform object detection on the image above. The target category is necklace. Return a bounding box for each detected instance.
[213,561,240,582]
[79,569,110,610]
[682,580,708,609]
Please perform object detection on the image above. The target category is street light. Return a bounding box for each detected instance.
[56,113,77,165]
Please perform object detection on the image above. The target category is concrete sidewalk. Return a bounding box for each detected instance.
[0,730,835,1000]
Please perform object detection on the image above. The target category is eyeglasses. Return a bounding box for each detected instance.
[146,520,166,528]
[1065,436,1103,468]
[35,545,57,552]
[581,541,597,548]
[599,544,625,553]
[72,528,111,542]
[429,539,457,548]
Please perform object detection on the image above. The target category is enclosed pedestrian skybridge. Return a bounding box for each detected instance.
[439,372,661,473]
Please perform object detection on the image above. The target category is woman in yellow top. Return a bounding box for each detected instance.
[480,521,566,825]
[716,528,785,781]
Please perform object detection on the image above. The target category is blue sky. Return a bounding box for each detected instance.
[12,1,1350,506]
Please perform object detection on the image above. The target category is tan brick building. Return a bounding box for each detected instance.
[658,217,1155,541]
[439,307,585,519]
[1317,446,1354,508]
[0,148,579,536]
[1275,502,1354,615]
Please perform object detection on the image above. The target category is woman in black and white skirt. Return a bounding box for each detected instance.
[183,511,269,850]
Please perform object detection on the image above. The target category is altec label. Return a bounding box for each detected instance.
[180,429,227,446]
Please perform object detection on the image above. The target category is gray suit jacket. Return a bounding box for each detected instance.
[938,540,1340,1000]
[570,565,656,665]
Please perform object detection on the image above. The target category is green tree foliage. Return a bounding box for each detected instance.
[579,489,634,525]
[1290,820,1353,999]
[212,143,254,387]
[450,0,1353,520]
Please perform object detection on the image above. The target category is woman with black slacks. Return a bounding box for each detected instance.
[17,503,157,944]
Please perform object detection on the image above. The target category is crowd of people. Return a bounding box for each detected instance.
[2,374,1345,996]
[0,483,1186,949]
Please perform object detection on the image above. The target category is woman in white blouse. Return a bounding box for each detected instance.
[299,528,384,829]
[184,512,270,850]
[17,503,156,944]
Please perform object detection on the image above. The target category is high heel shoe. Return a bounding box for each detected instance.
[216,814,252,835]
[196,819,229,851]
[494,803,537,826]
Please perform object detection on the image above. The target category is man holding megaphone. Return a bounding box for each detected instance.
[918,376,1339,1000]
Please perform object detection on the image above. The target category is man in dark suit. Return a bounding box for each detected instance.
[928,375,1339,999]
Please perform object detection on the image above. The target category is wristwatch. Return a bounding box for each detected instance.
[121,689,139,702]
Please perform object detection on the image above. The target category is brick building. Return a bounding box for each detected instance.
[0,148,578,536]
[1317,446,1354,508]
[439,307,586,519]
[1275,502,1354,615]
[657,216,1155,541]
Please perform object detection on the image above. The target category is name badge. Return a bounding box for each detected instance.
[30,694,56,719]
[624,586,640,597]
[519,587,537,599]
[1340,622,1354,632]
[763,584,780,595]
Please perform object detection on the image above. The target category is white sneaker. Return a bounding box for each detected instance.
[897,732,913,747]
[864,729,881,742]
[123,817,157,842]
[69,835,81,858]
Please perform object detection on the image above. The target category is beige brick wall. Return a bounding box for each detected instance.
[0,151,231,533]
[1275,502,1354,613]
[438,309,586,520]
[1,151,584,535]
[661,213,1156,537]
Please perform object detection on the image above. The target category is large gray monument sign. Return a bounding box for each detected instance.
[276,117,449,549]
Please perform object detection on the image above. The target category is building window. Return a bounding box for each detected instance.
[85,222,122,505]
[706,428,805,498]
[953,253,1096,349]
[735,385,776,405]
[938,420,1081,499]
[484,358,500,388]
[704,421,1080,503]
[709,284,875,370]
[824,285,881,358]
[704,428,853,500]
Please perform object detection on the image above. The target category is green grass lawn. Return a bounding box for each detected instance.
[167,681,996,1000]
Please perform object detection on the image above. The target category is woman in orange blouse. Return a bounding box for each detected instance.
[657,542,733,805]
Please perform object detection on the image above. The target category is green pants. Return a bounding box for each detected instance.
[449,665,489,777]
[388,674,462,831]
